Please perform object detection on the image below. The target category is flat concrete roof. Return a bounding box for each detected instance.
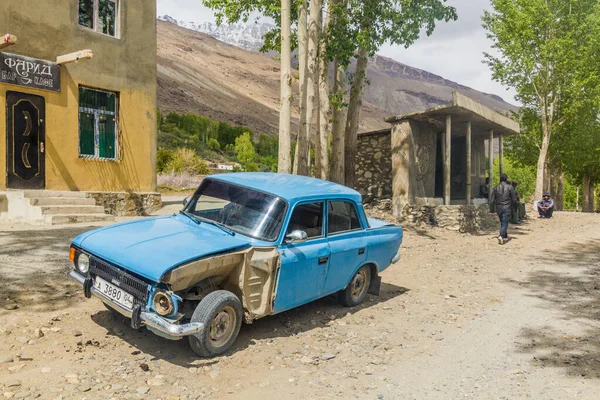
[384,92,520,136]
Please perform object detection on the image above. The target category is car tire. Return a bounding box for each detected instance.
[338,265,371,307]
[188,290,243,357]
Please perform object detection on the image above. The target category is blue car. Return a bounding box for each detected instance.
[68,173,403,357]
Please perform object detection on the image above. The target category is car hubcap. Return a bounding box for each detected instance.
[209,306,236,348]
[351,269,368,301]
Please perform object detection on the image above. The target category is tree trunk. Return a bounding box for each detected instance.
[277,0,292,173]
[330,57,346,184]
[582,175,592,212]
[316,6,331,180]
[344,46,369,188]
[305,0,322,177]
[555,172,564,211]
[293,0,309,176]
[533,130,550,210]
[589,180,595,212]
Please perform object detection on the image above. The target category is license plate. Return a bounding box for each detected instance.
[94,276,134,311]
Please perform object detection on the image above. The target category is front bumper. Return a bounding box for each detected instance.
[68,270,203,339]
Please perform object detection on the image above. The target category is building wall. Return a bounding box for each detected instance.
[0,0,157,191]
[354,131,392,203]
[390,120,438,217]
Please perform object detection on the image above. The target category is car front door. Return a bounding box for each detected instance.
[323,200,367,294]
[273,201,331,313]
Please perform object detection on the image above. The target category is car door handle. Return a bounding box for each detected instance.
[358,248,365,255]
[318,256,328,265]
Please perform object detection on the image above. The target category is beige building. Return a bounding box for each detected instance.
[0,0,159,221]
[355,92,520,231]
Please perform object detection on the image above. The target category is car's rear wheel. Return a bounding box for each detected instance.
[188,290,243,357]
[338,265,371,307]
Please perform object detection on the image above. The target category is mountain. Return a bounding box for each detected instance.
[156,19,389,137]
[156,17,516,137]
[159,15,275,52]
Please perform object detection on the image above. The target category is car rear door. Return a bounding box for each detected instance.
[323,200,367,294]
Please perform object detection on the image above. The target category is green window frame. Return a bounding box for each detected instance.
[78,0,119,37]
[78,87,118,160]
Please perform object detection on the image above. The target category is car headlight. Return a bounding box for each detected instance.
[77,253,90,274]
[152,291,174,316]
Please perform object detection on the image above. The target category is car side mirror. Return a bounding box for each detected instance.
[183,196,190,207]
[285,230,308,244]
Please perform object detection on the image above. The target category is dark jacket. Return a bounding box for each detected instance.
[490,181,517,213]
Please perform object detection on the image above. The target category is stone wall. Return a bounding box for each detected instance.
[87,192,162,216]
[403,204,497,233]
[355,131,392,202]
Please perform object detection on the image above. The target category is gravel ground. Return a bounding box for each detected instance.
[1,211,600,399]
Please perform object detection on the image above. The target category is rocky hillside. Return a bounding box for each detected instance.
[157,20,390,137]
[157,17,516,137]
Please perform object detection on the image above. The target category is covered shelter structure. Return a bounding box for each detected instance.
[354,92,520,227]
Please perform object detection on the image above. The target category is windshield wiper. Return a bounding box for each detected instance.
[179,210,200,224]
[197,217,235,236]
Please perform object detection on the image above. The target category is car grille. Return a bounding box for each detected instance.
[89,256,149,307]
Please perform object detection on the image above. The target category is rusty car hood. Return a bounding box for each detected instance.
[71,214,252,282]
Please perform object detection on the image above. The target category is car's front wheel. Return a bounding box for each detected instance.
[188,290,243,357]
[338,265,372,307]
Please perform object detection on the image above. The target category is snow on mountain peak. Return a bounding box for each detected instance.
[158,15,274,52]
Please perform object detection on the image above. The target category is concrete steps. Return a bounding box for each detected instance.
[30,197,97,206]
[46,213,115,225]
[0,190,115,225]
[39,205,105,215]
[23,190,88,198]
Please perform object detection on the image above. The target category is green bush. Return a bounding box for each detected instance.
[208,138,221,151]
[156,149,174,173]
[165,148,209,175]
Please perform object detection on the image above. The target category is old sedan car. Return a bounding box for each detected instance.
[68,173,403,357]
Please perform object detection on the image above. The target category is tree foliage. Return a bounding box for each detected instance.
[483,0,600,203]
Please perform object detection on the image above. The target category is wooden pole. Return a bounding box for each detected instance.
[0,34,17,50]
[499,134,504,176]
[466,121,472,205]
[488,130,494,203]
[56,49,93,65]
[444,115,452,205]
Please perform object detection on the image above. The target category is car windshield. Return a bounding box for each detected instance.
[184,179,287,242]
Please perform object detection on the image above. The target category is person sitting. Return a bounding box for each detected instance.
[537,192,554,218]
[480,177,490,199]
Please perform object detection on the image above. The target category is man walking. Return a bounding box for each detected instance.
[490,173,517,245]
[537,192,554,218]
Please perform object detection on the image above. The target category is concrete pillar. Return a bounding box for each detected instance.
[466,121,472,205]
[488,130,494,203]
[444,115,451,205]
[499,134,504,176]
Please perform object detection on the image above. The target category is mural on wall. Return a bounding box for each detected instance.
[415,137,433,185]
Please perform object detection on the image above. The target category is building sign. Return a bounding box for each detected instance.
[0,53,60,92]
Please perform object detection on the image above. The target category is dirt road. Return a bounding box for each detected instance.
[1,212,600,399]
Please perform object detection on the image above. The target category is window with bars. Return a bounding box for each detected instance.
[79,87,119,160]
[78,0,118,37]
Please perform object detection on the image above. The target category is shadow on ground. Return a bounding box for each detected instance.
[91,282,410,367]
[0,226,93,312]
[508,238,600,378]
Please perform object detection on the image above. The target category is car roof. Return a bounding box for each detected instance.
[209,172,362,203]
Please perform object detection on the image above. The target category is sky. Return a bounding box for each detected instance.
[156,0,518,105]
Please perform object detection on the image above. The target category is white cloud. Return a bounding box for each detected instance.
[157,0,518,104]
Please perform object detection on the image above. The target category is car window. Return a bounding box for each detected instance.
[286,202,324,239]
[185,179,286,242]
[328,201,362,234]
